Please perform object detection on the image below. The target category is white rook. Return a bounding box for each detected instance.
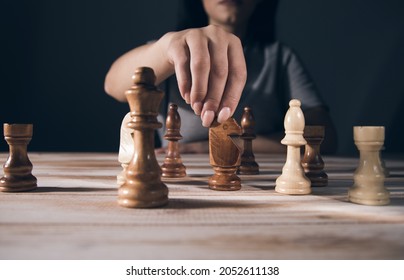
[349,126,390,205]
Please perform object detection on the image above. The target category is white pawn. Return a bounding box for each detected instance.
[348,126,389,205]
[275,99,311,195]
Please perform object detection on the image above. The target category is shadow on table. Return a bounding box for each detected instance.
[166,198,261,209]
[32,186,116,193]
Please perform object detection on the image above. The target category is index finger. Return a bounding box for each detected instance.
[217,38,247,123]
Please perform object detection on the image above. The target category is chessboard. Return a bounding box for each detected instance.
[0,152,404,259]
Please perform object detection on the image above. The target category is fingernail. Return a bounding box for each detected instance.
[184,93,190,104]
[217,107,231,123]
[202,110,215,127]
[192,102,203,115]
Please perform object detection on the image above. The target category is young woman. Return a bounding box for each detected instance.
[105,0,337,154]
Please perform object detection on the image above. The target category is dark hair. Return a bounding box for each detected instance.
[176,0,279,45]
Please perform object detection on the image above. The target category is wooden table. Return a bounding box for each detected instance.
[0,153,403,259]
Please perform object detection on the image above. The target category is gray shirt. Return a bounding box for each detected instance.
[158,41,325,144]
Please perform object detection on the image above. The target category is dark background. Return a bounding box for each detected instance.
[1,0,404,155]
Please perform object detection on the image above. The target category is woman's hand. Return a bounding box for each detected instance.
[157,25,247,127]
[105,25,246,127]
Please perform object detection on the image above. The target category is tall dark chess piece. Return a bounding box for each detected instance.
[238,106,259,175]
[118,67,168,208]
[0,124,37,192]
[161,103,186,178]
[302,125,328,187]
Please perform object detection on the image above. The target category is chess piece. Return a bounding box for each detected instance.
[302,125,328,187]
[380,146,390,177]
[161,103,186,178]
[209,118,242,191]
[275,99,311,195]
[117,112,133,186]
[118,67,168,208]
[0,124,37,192]
[348,126,389,205]
[238,106,259,175]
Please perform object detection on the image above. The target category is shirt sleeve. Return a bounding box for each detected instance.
[281,44,327,111]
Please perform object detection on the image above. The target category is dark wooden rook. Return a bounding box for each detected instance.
[161,103,186,178]
[118,67,168,208]
[238,106,259,175]
[0,123,37,192]
[209,118,242,191]
[302,125,328,187]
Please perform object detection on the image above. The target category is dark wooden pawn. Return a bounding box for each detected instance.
[301,125,328,187]
[0,124,37,192]
[118,67,168,208]
[209,118,242,191]
[238,106,259,175]
[161,103,186,178]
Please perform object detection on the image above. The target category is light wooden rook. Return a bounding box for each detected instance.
[238,106,259,175]
[302,125,328,187]
[0,123,37,192]
[118,67,168,208]
[380,146,390,177]
[161,103,186,178]
[209,118,242,191]
[275,99,311,195]
[348,126,389,205]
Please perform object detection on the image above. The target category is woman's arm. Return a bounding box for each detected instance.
[104,25,247,127]
[105,42,172,102]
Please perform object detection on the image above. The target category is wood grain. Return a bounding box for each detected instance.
[0,152,403,259]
